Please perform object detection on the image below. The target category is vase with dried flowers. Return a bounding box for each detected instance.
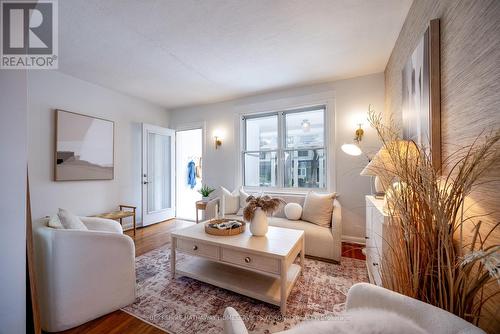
[367,108,500,331]
[243,195,285,236]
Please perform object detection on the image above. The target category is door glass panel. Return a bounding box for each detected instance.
[148,132,171,212]
[284,149,325,188]
[244,151,277,187]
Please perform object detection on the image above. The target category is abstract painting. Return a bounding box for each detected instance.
[402,19,441,170]
[55,110,114,181]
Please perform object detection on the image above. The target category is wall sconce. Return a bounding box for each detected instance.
[354,123,364,142]
[214,136,222,149]
[213,129,223,149]
[341,124,364,156]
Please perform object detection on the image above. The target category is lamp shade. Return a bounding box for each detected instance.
[360,141,419,193]
[361,141,419,176]
[360,148,390,176]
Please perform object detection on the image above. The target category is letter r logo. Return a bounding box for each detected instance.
[2,1,53,54]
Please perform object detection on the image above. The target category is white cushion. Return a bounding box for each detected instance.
[301,192,336,227]
[235,188,251,216]
[57,208,88,230]
[221,187,239,214]
[48,215,63,229]
[223,307,249,334]
[239,187,249,209]
[272,309,427,334]
[284,203,302,220]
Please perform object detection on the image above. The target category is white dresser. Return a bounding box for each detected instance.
[365,195,389,286]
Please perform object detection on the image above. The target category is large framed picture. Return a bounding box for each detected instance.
[402,19,441,170]
[55,110,114,181]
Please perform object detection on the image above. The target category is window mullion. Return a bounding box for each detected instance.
[277,111,284,188]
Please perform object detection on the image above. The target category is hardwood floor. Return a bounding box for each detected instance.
[52,219,365,334]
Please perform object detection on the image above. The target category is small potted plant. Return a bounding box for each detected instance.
[243,195,285,236]
[198,184,215,202]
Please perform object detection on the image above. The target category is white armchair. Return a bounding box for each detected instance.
[33,216,136,332]
[223,283,485,334]
[346,283,485,334]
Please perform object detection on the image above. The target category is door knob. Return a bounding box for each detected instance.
[193,245,198,251]
[244,257,251,263]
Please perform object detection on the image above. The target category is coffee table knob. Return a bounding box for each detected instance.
[244,257,251,263]
[193,245,198,251]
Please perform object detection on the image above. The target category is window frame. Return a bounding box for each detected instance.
[241,105,327,191]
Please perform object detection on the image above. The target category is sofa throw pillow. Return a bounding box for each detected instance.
[57,208,88,230]
[239,187,249,209]
[301,192,336,227]
[48,214,64,229]
[284,203,302,220]
[221,186,240,215]
[235,188,250,216]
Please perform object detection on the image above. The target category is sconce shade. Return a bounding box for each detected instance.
[341,143,362,156]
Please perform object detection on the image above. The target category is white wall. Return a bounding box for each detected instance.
[0,71,27,334]
[169,73,384,242]
[28,71,169,225]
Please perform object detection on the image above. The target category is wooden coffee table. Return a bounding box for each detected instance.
[170,223,305,315]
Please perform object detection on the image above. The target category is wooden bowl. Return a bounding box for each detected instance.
[204,218,246,236]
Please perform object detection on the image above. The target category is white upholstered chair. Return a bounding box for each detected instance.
[33,216,136,332]
[223,283,485,334]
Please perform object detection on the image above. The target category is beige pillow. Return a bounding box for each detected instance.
[301,192,336,227]
[57,208,88,230]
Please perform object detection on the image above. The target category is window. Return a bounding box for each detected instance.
[242,106,326,189]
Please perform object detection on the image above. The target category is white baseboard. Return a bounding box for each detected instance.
[341,235,366,245]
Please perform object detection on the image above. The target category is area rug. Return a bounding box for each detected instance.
[123,243,368,334]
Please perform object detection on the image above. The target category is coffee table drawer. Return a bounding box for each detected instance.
[177,238,219,260]
[221,248,280,274]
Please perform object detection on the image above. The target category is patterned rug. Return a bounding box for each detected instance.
[123,244,368,334]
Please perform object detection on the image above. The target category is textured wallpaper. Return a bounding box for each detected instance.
[384,0,500,332]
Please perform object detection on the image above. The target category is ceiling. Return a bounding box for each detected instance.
[58,0,412,109]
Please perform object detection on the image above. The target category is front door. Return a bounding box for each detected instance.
[142,123,175,226]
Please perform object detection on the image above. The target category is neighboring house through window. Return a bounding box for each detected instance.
[242,105,326,190]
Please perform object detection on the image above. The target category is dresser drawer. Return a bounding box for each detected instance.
[221,248,280,274]
[176,238,219,260]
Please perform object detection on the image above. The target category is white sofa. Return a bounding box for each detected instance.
[206,192,342,263]
[32,216,136,332]
[223,283,485,334]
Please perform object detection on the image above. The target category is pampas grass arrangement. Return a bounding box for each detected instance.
[243,195,285,222]
[367,108,500,329]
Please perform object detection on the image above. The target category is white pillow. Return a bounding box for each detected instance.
[284,203,302,220]
[48,215,63,229]
[57,208,88,230]
[239,187,249,209]
[301,192,336,227]
[221,187,240,215]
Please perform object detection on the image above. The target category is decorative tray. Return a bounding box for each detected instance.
[204,218,246,236]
